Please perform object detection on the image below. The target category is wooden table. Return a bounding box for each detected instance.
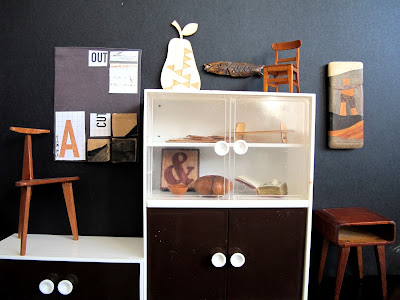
[313,207,396,300]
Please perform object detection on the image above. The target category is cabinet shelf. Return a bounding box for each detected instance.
[148,142,306,148]
[147,198,309,208]
[0,234,143,263]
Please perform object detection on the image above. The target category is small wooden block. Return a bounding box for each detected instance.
[87,139,110,162]
[111,138,137,163]
[112,113,137,137]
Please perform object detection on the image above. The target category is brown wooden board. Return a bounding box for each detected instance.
[328,62,364,149]
[160,149,199,190]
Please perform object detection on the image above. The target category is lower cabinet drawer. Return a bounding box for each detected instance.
[0,260,140,300]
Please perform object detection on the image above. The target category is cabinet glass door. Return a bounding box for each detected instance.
[145,91,231,200]
[231,96,312,200]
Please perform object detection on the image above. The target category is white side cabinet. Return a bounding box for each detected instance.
[143,89,315,300]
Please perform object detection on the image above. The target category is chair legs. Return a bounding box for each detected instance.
[19,186,32,256]
[62,182,79,241]
[375,245,387,300]
[319,241,387,300]
[335,247,350,300]
[17,182,79,256]
[318,237,330,284]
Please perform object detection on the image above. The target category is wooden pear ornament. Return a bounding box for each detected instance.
[161,20,201,90]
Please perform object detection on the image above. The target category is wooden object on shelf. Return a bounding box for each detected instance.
[193,175,233,196]
[9,126,79,256]
[234,122,293,143]
[314,207,396,300]
[161,149,199,190]
[203,61,264,77]
[166,135,225,143]
[263,40,301,93]
[328,61,364,149]
[168,183,188,195]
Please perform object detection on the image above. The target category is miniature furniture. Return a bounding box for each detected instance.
[0,234,143,299]
[314,207,396,300]
[10,126,79,256]
[263,39,302,93]
[143,89,316,300]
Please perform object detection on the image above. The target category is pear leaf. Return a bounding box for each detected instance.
[181,23,198,37]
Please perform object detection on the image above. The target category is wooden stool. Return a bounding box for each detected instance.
[314,207,396,300]
[10,126,79,256]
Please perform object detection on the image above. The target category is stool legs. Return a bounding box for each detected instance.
[62,182,79,241]
[375,245,387,300]
[335,247,350,300]
[19,186,32,256]
[318,237,330,284]
[357,246,363,279]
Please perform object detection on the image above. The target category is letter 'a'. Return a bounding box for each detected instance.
[59,120,80,158]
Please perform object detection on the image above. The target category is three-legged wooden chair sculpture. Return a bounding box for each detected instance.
[10,126,79,256]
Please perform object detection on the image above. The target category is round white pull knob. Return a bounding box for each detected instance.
[211,252,226,267]
[233,140,248,155]
[214,141,229,156]
[57,279,74,295]
[39,279,55,295]
[230,252,245,267]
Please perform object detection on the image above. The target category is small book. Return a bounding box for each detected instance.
[235,175,288,195]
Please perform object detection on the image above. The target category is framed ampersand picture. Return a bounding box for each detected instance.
[160,149,199,191]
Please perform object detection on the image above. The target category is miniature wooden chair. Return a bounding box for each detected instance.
[10,126,79,256]
[263,40,302,93]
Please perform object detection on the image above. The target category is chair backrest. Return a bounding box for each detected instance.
[271,40,302,67]
[10,127,50,180]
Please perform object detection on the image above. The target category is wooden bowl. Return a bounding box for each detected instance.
[168,183,189,195]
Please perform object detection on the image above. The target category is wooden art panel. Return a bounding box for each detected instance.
[160,149,199,190]
[328,62,364,149]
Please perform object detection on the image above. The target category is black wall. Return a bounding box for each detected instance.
[1,0,399,279]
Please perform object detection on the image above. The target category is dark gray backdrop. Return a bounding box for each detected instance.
[1,0,399,280]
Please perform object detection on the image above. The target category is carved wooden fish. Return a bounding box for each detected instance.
[204,61,264,77]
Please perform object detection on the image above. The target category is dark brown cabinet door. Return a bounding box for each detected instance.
[147,208,228,300]
[227,208,307,300]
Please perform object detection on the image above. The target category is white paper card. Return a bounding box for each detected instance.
[109,51,139,94]
[55,111,86,161]
[88,50,108,67]
[90,113,111,137]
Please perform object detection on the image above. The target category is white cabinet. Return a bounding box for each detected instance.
[143,89,315,300]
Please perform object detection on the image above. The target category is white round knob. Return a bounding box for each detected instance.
[39,279,54,295]
[214,141,229,156]
[211,252,226,267]
[58,279,74,295]
[230,252,245,268]
[233,140,248,155]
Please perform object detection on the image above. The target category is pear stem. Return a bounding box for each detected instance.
[171,20,183,39]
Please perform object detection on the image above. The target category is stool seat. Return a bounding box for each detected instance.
[314,207,396,300]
